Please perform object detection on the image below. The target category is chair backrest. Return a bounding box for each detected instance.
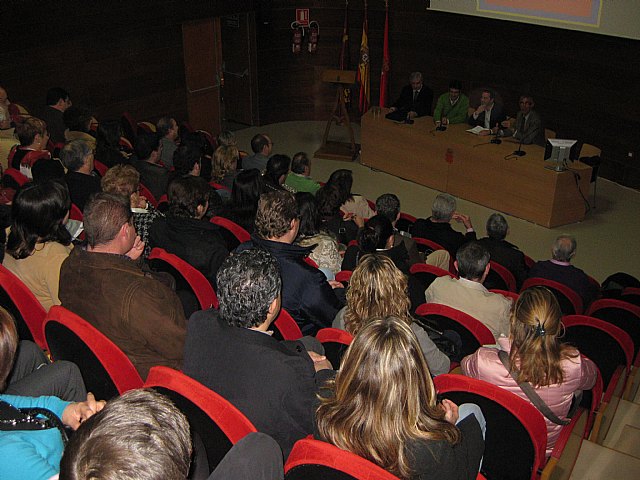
[395,212,416,234]
[0,264,47,348]
[587,299,640,364]
[138,183,158,208]
[272,308,303,341]
[304,256,319,269]
[434,374,547,480]
[484,260,517,293]
[44,306,143,400]
[621,287,640,307]
[148,248,218,310]
[335,270,353,284]
[144,366,257,477]
[316,328,353,370]
[408,263,455,312]
[285,438,400,480]
[210,216,250,250]
[523,254,535,269]
[69,203,83,221]
[93,159,108,176]
[415,303,494,357]
[209,182,231,192]
[562,315,633,394]
[137,121,156,134]
[489,289,520,303]
[156,193,169,212]
[412,236,447,255]
[3,167,29,187]
[120,112,138,143]
[521,277,583,315]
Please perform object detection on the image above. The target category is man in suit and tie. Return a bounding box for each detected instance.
[468,89,506,135]
[499,94,546,146]
[386,72,433,121]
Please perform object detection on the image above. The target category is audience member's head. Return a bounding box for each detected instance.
[255,190,299,241]
[295,192,321,237]
[326,169,354,205]
[358,215,394,253]
[551,235,576,262]
[96,120,123,150]
[316,316,459,479]
[230,168,264,209]
[156,116,178,141]
[217,130,236,147]
[16,117,48,148]
[455,241,490,281]
[172,143,202,177]
[344,254,410,336]
[60,139,93,173]
[431,193,456,222]
[375,193,400,225]
[212,145,239,182]
[316,185,343,217]
[6,181,72,260]
[250,133,272,156]
[83,192,133,250]
[63,106,92,133]
[216,249,282,329]
[486,213,508,241]
[291,152,311,176]
[0,306,18,391]
[264,154,291,188]
[59,389,191,480]
[46,87,72,111]
[167,176,210,219]
[134,133,162,163]
[101,164,140,203]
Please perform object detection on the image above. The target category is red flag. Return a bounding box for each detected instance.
[357,1,370,114]
[379,1,390,108]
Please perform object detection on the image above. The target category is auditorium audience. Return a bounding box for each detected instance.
[3,181,73,311]
[477,212,528,290]
[375,193,422,266]
[39,87,72,144]
[217,168,265,234]
[263,154,291,192]
[341,215,410,274]
[131,132,169,202]
[412,193,476,257]
[425,241,511,340]
[101,164,163,258]
[462,286,597,456]
[243,133,272,171]
[316,184,363,247]
[170,142,203,181]
[183,248,334,457]
[316,316,484,479]
[156,116,179,168]
[60,139,102,211]
[295,192,341,280]
[63,106,96,150]
[148,176,228,288]
[333,254,450,375]
[0,308,105,480]
[285,152,321,194]
[60,388,284,480]
[325,169,375,219]
[433,80,469,127]
[527,234,598,308]
[95,119,130,168]
[236,190,344,334]
[59,192,186,377]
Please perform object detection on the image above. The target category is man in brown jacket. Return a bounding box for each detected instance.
[59,192,186,378]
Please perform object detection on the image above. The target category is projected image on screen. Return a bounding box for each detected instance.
[478,0,601,27]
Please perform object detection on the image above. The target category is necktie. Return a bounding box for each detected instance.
[413,90,418,103]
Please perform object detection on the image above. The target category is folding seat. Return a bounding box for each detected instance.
[483,260,517,293]
[489,289,520,303]
[315,328,353,369]
[521,278,583,315]
[408,263,454,312]
[210,216,251,251]
[271,308,303,341]
[44,306,143,400]
[138,182,158,208]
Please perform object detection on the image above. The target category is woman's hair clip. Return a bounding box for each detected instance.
[534,317,546,337]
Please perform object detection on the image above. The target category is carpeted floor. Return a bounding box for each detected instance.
[234,121,640,283]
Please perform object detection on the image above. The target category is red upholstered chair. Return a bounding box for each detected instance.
[69,203,83,221]
[521,277,583,315]
[156,193,169,212]
[285,438,400,480]
[412,236,446,255]
[541,408,589,480]
[304,256,319,269]
[197,129,215,149]
[120,112,138,143]
[489,289,520,303]
[144,366,257,478]
[272,308,303,341]
[209,182,231,192]
[434,374,547,480]
[3,167,29,187]
[44,306,143,400]
[524,254,535,269]
[0,264,47,348]
[484,260,517,293]
[621,287,640,307]
[408,263,455,312]
[395,212,417,234]
[136,121,156,134]
[587,299,640,367]
[138,183,158,208]
[335,270,352,284]
[118,136,134,153]
[93,159,108,176]
[316,328,353,370]
[210,216,251,251]
[148,248,218,310]
[415,303,494,358]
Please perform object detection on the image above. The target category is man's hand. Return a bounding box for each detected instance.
[440,399,459,425]
[442,117,449,125]
[62,392,106,430]
[478,129,491,136]
[328,280,344,289]
[344,212,365,229]
[388,106,397,113]
[407,111,417,120]
[452,212,473,230]
[475,105,486,115]
[308,351,332,372]
[125,235,145,261]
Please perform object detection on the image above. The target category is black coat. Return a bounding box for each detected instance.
[477,237,528,290]
[65,171,102,211]
[412,217,477,257]
[392,84,434,117]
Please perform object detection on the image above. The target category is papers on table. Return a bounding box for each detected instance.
[466,126,491,135]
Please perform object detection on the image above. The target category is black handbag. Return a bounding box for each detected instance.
[0,400,69,446]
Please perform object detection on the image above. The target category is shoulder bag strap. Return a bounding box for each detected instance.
[498,350,570,426]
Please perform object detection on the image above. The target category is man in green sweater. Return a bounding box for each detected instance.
[284,152,321,194]
[433,80,469,127]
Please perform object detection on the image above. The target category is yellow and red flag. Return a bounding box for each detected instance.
[357,1,370,114]
[379,1,390,108]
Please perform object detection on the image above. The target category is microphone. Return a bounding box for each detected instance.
[490,122,502,144]
[512,114,526,156]
[435,117,447,131]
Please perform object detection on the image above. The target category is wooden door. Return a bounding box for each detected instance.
[220,13,258,126]
[182,18,222,134]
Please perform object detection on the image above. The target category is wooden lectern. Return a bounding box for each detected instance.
[315,69,359,162]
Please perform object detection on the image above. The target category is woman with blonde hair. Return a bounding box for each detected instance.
[212,144,239,190]
[462,286,597,456]
[333,254,450,375]
[317,316,485,480]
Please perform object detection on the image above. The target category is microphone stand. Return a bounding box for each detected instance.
[490,123,502,144]
[512,114,526,156]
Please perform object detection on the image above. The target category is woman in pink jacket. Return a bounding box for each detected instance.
[462,287,597,456]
